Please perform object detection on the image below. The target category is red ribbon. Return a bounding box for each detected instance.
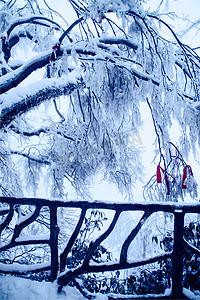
[157,165,164,183]
[1,36,6,42]
[168,277,171,288]
[92,12,105,24]
[52,43,60,51]
[156,165,170,195]
[50,43,60,62]
[182,165,193,189]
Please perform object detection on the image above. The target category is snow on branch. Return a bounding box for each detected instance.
[99,37,138,50]
[9,125,75,141]
[10,150,50,165]
[0,261,50,274]
[6,16,61,38]
[0,71,84,129]
[0,0,199,198]
[0,50,54,95]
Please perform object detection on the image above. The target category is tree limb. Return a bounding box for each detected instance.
[9,125,75,141]
[10,150,51,165]
[7,16,61,37]
[0,77,84,129]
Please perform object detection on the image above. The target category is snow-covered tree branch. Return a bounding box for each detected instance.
[0,0,199,199]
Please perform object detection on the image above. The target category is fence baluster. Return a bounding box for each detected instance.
[172,210,184,299]
[1,197,200,299]
[50,205,59,282]
[60,207,86,272]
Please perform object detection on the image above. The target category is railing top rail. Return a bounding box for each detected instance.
[1,196,200,213]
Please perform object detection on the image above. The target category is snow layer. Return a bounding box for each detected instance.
[0,275,200,300]
[183,288,200,300]
[0,275,108,300]
[0,69,81,112]
[0,275,85,300]
[0,262,50,273]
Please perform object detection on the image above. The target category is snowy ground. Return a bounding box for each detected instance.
[0,275,95,300]
[0,275,81,300]
[1,275,200,300]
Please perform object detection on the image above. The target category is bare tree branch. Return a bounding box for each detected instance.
[9,125,75,141]
[10,150,51,165]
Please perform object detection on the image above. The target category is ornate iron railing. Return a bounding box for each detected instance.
[0,196,200,299]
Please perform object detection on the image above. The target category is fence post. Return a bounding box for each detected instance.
[50,205,59,282]
[172,210,184,299]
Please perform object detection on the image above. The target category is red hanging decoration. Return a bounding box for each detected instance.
[50,43,60,62]
[182,165,193,189]
[1,36,6,42]
[167,277,171,288]
[157,165,164,183]
[157,165,170,195]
